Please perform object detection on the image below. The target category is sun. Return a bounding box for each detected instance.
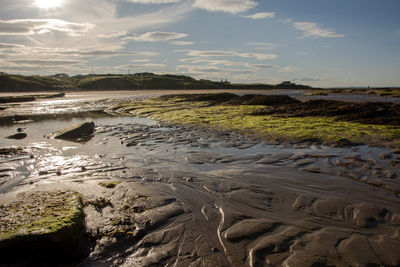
[34,0,64,9]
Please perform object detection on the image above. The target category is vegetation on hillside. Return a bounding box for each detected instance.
[0,72,310,92]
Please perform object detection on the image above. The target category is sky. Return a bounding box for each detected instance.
[0,0,399,87]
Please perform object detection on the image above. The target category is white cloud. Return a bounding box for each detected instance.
[246,42,283,50]
[239,52,278,60]
[116,63,166,69]
[180,58,244,66]
[127,0,181,3]
[0,42,25,49]
[170,41,194,46]
[0,43,158,61]
[293,22,345,39]
[0,19,94,36]
[293,77,324,83]
[128,31,188,42]
[179,58,295,73]
[0,0,194,74]
[98,31,128,39]
[182,50,278,60]
[177,64,221,73]
[244,12,275,20]
[193,0,257,14]
[184,50,233,57]
[131,59,152,63]
[281,18,293,24]
[8,59,85,66]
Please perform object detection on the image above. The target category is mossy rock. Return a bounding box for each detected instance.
[99,180,121,189]
[333,137,355,147]
[0,190,89,264]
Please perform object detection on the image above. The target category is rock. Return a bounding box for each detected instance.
[380,152,393,159]
[6,133,27,140]
[53,122,95,142]
[0,190,89,264]
[0,147,24,155]
[227,94,300,106]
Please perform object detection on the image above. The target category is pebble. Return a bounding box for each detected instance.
[380,152,393,159]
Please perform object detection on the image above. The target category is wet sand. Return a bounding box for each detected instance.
[1,92,400,266]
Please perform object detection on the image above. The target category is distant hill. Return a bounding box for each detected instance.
[0,73,76,92]
[0,72,311,92]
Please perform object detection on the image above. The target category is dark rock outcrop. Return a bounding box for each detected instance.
[227,94,300,106]
[53,122,95,142]
[6,133,27,140]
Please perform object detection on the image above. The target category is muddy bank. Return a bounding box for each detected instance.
[159,93,400,126]
[0,93,65,104]
[112,93,400,148]
[1,114,400,266]
[1,92,400,266]
[253,98,400,126]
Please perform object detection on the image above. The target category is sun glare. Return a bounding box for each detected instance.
[34,0,64,9]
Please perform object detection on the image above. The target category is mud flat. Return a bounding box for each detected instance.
[0,92,65,104]
[0,93,400,266]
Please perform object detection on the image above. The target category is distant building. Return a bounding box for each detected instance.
[282,81,295,86]
[53,73,69,78]
[134,72,155,77]
[275,80,310,89]
[221,78,230,84]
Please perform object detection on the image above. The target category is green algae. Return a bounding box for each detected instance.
[0,190,84,241]
[99,180,121,189]
[113,95,400,148]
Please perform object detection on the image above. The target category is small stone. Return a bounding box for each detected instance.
[380,152,393,159]
[385,171,397,179]
[211,247,220,253]
[6,133,27,140]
